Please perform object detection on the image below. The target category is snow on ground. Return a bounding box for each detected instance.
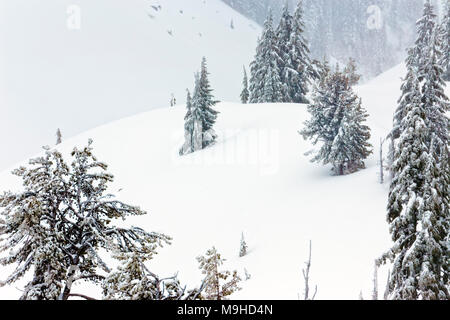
[0,0,260,170]
[0,64,448,300]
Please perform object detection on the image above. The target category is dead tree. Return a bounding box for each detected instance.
[302,240,317,300]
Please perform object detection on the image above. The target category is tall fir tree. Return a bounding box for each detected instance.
[249,10,283,103]
[380,3,449,298]
[287,0,317,103]
[240,66,249,104]
[380,69,449,299]
[275,2,294,102]
[180,89,203,155]
[300,69,372,175]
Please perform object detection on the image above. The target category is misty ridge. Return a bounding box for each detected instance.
[222,0,444,79]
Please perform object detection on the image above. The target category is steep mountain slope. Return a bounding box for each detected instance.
[3,64,446,300]
[0,0,260,170]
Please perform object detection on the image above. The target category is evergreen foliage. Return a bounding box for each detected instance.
[197,247,241,300]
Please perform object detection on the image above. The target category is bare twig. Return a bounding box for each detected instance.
[68,293,97,300]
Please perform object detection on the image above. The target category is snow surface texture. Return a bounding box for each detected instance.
[2,63,447,300]
[0,0,260,170]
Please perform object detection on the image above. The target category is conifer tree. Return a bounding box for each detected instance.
[193,57,219,148]
[379,70,449,299]
[286,0,317,103]
[180,58,220,155]
[240,66,249,104]
[392,48,417,140]
[197,247,241,300]
[0,141,171,300]
[300,70,372,175]
[249,10,283,103]
[380,3,449,297]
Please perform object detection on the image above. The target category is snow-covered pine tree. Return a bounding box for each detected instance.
[379,68,449,299]
[239,232,248,257]
[56,128,62,145]
[197,247,241,300]
[193,57,219,148]
[0,140,171,300]
[440,0,450,81]
[300,69,372,175]
[249,10,283,103]
[240,66,249,104]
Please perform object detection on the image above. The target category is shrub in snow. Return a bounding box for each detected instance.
[197,247,241,300]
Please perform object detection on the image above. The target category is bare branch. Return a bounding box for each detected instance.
[68,293,97,300]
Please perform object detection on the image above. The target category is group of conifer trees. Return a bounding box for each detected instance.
[245,1,318,104]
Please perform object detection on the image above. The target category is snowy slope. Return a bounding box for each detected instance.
[0,0,260,170]
[0,64,448,300]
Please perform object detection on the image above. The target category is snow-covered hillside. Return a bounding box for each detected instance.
[3,63,446,300]
[0,0,260,170]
